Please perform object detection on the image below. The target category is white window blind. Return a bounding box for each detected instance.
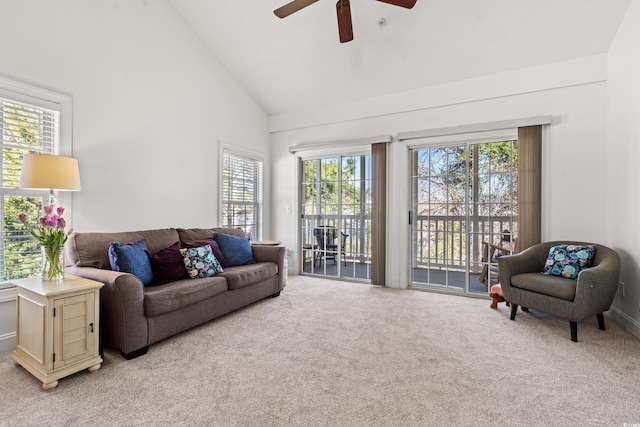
[222,151,263,241]
[1,94,61,282]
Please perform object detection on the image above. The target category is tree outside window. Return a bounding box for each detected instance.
[1,99,59,282]
[221,151,263,241]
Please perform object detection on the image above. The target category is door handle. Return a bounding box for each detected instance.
[89,322,94,333]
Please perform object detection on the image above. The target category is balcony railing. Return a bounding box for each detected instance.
[302,214,371,262]
[413,215,515,270]
[302,214,515,270]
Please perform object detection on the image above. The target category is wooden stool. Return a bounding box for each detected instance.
[490,283,528,311]
[490,283,509,309]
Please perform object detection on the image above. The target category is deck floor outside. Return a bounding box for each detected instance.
[301,261,491,295]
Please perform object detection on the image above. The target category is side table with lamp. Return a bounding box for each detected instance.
[10,153,104,390]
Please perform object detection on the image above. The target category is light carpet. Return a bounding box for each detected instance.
[2,275,640,426]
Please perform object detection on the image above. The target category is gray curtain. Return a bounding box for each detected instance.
[371,143,387,286]
[517,125,542,251]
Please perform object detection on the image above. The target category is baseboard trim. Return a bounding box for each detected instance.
[608,306,640,340]
[0,331,16,356]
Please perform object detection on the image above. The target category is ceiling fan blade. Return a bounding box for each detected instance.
[336,0,354,43]
[376,0,417,9]
[274,0,319,18]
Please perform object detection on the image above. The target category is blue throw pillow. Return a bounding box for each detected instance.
[108,239,154,286]
[542,244,596,279]
[214,232,255,267]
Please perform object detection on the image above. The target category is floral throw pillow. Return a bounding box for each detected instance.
[542,244,596,279]
[179,244,223,279]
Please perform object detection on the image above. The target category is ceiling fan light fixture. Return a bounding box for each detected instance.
[274,0,416,43]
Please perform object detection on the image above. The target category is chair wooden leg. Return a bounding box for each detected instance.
[597,313,606,331]
[510,304,518,320]
[480,264,489,285]
[570,321,578,342]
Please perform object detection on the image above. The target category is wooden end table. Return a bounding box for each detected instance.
[11,275,104,390]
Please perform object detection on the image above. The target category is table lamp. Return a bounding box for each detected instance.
[19,154,82,205]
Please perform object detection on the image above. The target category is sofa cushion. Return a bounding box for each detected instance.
[108,239,154,286]
[214,233,255,267]
[66,228,180,269]
[212,227,246,238]
[217,262,277,291]
[144,277,229,317]
[177,227,245,246]
[148,241,186,285]
[542,244,596,279]
[512,272,577,301]
[179,244,223,279]
[177,228,216,246]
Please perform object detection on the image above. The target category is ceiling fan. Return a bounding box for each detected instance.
[274,0,417,43]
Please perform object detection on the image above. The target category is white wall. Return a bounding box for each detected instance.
[0,0,270,233]
[607,0,640,337]
[271,56,610,290]
[0,0,270,354]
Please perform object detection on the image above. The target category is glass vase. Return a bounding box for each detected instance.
[41,244,64,281]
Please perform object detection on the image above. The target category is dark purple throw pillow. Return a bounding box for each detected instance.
[190,238,228,268]
[147,241,187,285]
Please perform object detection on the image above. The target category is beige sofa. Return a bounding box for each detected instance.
[64,227,285,359]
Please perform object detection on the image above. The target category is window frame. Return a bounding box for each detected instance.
[219,146,264,241]
[0,76,72,287]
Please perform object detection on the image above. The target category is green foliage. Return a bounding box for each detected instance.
[1,101,50,280]
[414,141,517,217]
[413,141,518,264]
[302,156,371,217]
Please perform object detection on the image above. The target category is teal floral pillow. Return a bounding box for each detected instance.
[179,244,223,279]
[542,244,596,279]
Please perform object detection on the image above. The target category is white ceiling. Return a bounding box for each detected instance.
[169,0,631,116]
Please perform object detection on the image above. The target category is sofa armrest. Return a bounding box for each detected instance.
[573,253,621,318]
[251,245,286,290]
[65,266,149,355]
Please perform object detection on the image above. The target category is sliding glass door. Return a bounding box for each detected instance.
[410,140,518,295]
[300,154,372,281]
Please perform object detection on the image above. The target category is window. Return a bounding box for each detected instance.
[0,78,70,284]
[221,150,263,241]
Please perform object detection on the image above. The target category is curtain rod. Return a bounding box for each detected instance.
[398,116,553,141]
[289,135,392,154]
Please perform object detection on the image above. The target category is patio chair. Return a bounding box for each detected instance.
[313,226,348,266]
[480,233,517,286]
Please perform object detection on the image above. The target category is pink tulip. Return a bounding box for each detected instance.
[18,213,26,222]
[57,206,64,216]
[58,218,66,229]
[44,205,53,215]
[45,216,58,228]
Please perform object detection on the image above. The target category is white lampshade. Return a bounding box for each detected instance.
[19,154,82,191]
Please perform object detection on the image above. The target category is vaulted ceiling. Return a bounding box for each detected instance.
[169,0,631,116]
